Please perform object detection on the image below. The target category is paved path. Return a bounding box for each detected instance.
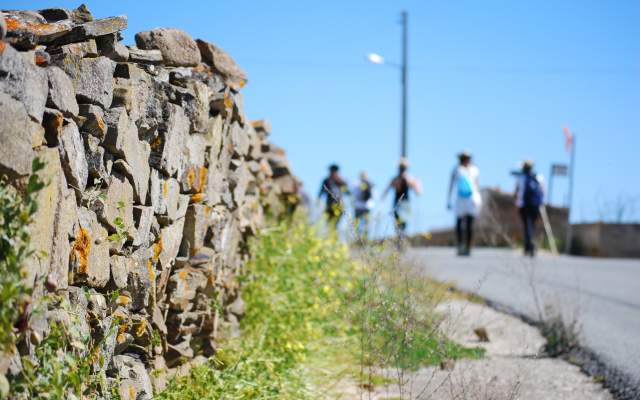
[407,247,640,385]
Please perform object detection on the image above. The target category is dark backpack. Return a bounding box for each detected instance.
[359,181,372,202]
[523,173,544,208]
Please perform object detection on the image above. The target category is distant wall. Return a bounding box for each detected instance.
[1,5,298,398]
[572,223,640,258]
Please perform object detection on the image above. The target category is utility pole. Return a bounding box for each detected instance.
[400,11,408,159]
[564,135,576,254]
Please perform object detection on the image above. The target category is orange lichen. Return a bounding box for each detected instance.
[178,270,188,280]
[35,53,48,66]
[72,228,91,275]
[239,79,246,88]
[186,168,196,189]
[116,295,131,306]
[5,17,67,35]
[117,323,128,344]
[150,135,163,151]
[0,42,6,55]
[197,167,208,193]
[190,193,204,203]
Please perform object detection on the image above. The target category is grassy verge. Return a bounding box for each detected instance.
[159,218,484,399]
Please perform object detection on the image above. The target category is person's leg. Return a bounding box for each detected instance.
[529,207,540,256]
[362,210,370,241]
[522,207,535,254]
[465,215,474,254]
[519,207,530,254]
[456,217,463,254]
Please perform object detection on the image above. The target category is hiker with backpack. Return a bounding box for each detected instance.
[352,171,374,241]
[383,159,422,246]
[514,160,545,257]
[318,164,350,228]
[447,151,482,256]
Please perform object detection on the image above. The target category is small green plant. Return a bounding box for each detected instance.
[0,158,46,354]
[108,200,128,244]
[539,305,581,357]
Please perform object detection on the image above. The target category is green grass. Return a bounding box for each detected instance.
[159,217,484,399]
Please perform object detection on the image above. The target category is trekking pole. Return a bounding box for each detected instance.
[539,205,558,255]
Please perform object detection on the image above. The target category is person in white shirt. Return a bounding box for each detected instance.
[352,171,374,240]
[514,160,545,256]
[447,151,482,256]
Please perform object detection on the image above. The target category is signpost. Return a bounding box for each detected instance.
[563,127,576,254]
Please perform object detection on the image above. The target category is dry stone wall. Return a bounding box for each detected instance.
[0,4,299,398]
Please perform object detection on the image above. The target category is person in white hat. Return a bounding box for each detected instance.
[447,151,482,256]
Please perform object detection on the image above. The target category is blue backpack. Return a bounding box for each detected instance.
[457,174,473,199]
[523,173,544,207]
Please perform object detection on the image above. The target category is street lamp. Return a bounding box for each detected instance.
[367,11,408,159]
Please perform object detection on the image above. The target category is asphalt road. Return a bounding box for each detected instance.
[408,247,640,385]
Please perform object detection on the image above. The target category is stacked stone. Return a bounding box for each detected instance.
[0,5,297,398]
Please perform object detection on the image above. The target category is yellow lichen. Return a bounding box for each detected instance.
[223,93,233,109]
[136,320,146,338]
[147,260,156,281]
[128,385,136,400]
[178,270,188,280]
[72,228,91,275]
[162,181,169,198]
[152,237,163,263]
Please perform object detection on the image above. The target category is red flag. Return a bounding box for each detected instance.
[563,127,574,153]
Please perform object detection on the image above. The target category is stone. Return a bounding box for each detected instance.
[0,43,49,123]
[42,107,64,146]
[167,267,206,311]
[46,66,79,116]
[96,173,134,235]
[53,54,114,108]
[95,33,129,62]
[49,39,99,58]
[127,249,153,311]
[229,122,250,157]
[104,107,151,204]
[152,103,188,176]
[133,206,154,247]
[196,39,247,87]
[150,171,185,222]
[156,218,185,293]
[227,295,245,318]
[2,10,73,47]
[83,135,108,181]
[78,103,107,139]
[110,255,129,289]
[50,16,128,46]
[229,159,252,207]
[473,326,490,342]
[180,204,211,256]
[135,28,200,67]
[71,207,110,288]
[176,81,209,133]
[0,13,6,41]
[0,92,35,180]
[58,120,89,192]
[207,206,233,253]
[71,4,93,23]
[128,46,163,64]
[38,8,73,22]
[111,354,153,400]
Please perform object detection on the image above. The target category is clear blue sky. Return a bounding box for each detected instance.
[10,0,640,233]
